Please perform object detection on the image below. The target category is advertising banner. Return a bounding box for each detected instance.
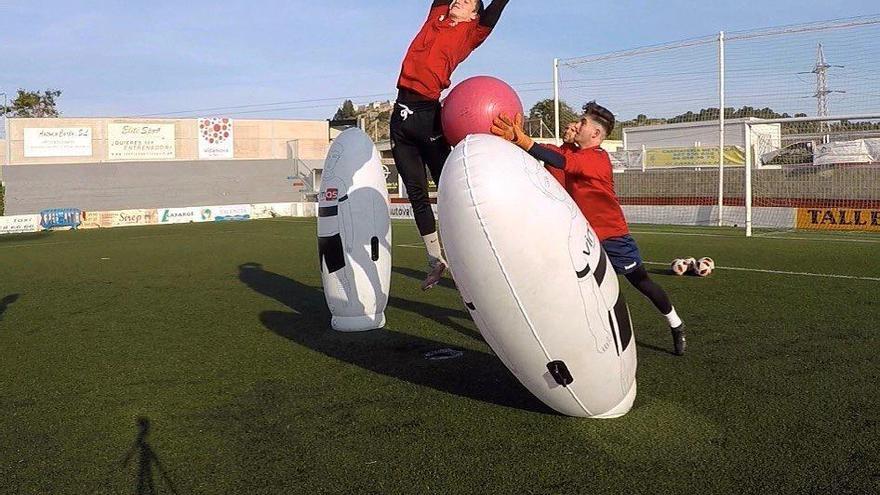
[108,123,175,160]
[24,128,92,158]
[389,203,437,220]
[198,118,234,159]
[80,209,158,228]
[796,208,880,231]
[199,205,251,222]
[0,215,43,235]
[646,147,745,168]
[158,207,201,224]
[251,203,295,219]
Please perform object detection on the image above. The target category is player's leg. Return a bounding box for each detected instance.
[603,235,686,355]
[420,101,452,184]
[416,102,453,289]
[391,102,444,290]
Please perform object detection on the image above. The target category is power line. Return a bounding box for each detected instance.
[134,92,397,117]
[132,79,555,118]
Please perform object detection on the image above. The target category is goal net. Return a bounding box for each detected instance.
[555,15,880,235]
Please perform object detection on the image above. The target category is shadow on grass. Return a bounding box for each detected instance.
[0,231,52,243]
[121,417,179,495]
[637,341,677,357]
[392,265,457,291]
[238,262,552,414]
[0,294,20,321]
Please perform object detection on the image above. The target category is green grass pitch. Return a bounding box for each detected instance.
[0,219,878,494]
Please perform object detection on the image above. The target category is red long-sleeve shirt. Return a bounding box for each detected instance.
[539,144,630,241]
[397,2,508,100]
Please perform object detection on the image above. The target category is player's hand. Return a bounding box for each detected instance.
[491,113,534,151]
[490,113,516,141]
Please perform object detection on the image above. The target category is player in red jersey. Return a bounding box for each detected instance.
[391,0,510,290]
[492,103,687,355]
[545,121,579,187]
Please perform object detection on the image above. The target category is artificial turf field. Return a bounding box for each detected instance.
[0,218,878,494]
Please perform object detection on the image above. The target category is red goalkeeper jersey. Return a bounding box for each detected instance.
[397,6,492,100]
[546,145,629,241]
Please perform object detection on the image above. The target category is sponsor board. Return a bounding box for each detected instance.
[158,207,201,224]
[108,123,176,160]
[80,211,111,229]
[797,208,880,231]
[198,118,234,159]
[250,203,295,219]
[389,203,438,220]
[72,202,316,231]
[0,215,43,235]
[202,204,251,222]
[80,209,158,229]
[24,127,92,158]
[646,147,745,168]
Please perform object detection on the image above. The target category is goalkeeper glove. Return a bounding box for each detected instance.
[491,113,534,151]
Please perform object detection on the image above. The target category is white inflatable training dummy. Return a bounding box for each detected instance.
[438,134,637,418]
[318,128,391,332]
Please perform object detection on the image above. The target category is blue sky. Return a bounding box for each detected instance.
[1,1,878,121]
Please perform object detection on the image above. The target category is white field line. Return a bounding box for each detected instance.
[641,261,880,282]
[629,229,880,244]
[396,243,880,282]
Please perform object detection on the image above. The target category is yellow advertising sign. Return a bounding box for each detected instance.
[797,208,880,231]
[646,147,745,168]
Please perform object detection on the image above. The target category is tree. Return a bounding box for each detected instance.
[2,89,62,117]
[332,100,357,121]
[528,98,578,134]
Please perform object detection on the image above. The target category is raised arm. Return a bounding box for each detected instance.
[432,0,450,8]
[480,0,510,28]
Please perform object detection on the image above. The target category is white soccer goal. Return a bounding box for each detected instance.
[554,15,880,236]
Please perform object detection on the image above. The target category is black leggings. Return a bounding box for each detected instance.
[624,266,673,315]
[390,99,451,236]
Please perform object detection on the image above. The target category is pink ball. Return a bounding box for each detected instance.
[441,76,523,146]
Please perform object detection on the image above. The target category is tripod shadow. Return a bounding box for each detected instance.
[239,262,551,414]
[121,418,179,495]
[0,294,20,321]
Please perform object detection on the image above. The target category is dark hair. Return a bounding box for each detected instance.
[476,0,485,15]
[582,101,615,136]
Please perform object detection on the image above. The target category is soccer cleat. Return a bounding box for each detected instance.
[671,324,686,356]
[421,259,447,291]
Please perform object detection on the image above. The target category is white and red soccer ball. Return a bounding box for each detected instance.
[693,258,714,277]
[670,257,715,276]
[670,259,690,276]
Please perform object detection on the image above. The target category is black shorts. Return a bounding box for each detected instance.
[601,235,644,275]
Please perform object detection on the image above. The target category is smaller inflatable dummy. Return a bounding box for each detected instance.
[318,128,392,332]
